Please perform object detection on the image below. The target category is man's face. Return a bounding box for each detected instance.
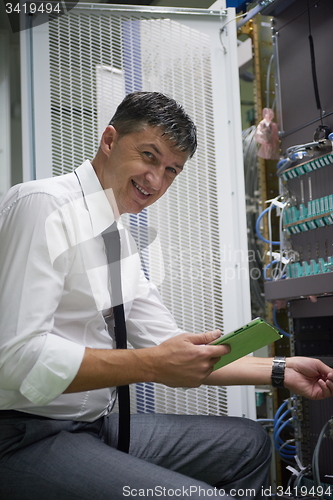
[100,126,188,215]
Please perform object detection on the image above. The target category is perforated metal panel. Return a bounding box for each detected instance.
[21,5,255,419]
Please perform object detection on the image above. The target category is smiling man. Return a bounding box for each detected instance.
[0,92,333,500]
[92,125,187,215]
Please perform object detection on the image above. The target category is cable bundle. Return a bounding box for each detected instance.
[274,399,296,463]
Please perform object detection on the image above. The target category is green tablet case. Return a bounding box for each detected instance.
[211,317,282,370]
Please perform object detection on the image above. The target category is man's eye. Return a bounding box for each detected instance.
[143,151,154,159]
[167,167,177,175]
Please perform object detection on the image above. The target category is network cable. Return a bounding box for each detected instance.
[255,205,280,246]
[274,399,296,462]
[273,308,290,338]
[263,260,280,281]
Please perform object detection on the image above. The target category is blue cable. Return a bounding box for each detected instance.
[276,158,293,177]
[273,308,291,338]
[274,409,292,446]
[273,397,296,421]
[275,423,296,458]
[274,400,288,421]
[279,450,296,460]
[263,260,279,281]
[274,416,295,451]
[263,261,286,281]
[276,158,287,170]
[274,408,291,430]
[264,260,284,281]
[255,206,280,245]
[273,401,296,460]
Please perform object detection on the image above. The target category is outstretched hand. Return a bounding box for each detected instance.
[284,357,333,400]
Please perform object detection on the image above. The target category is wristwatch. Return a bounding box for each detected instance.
[271,356,286,388]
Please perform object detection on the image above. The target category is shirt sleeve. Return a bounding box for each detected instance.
[126,269,185,349]
[0,189,85,405]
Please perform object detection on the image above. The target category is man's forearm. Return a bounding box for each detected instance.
[203,356,273,386]
[64,347,157,393]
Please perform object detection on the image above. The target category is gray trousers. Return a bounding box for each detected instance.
[0,412,271,500]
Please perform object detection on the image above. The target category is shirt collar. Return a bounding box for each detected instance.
[74,160,118,236]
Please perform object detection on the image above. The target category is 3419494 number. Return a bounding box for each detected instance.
[6,2,61,14]
[276,485,333,497]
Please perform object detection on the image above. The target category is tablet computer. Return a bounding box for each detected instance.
[209,317,282,370]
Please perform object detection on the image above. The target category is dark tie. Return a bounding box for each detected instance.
[102,222,130,453]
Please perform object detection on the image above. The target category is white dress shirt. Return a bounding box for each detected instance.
[0,160,183,421]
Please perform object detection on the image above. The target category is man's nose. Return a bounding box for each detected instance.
[145,168,164,191]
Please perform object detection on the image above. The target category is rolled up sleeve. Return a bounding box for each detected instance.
[20,334,85,405]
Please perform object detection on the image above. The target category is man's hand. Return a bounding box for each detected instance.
[284,357,333,400]
[146,330,230,388]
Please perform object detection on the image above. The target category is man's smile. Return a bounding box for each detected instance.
[132,180,151,197]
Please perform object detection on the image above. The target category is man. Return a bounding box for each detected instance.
[0,92,332,500]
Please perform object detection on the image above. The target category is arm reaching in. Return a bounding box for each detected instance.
[65,329,230,393]
[204,355,333,401]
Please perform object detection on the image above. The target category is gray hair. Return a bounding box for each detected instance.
[109,91,197,158]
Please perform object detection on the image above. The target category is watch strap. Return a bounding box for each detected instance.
[271,356,286,388]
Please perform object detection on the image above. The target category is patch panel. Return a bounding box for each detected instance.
[264,133,333,300]
[281,152,333,181]
[283,194,333,234]
[286,256,333,278]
